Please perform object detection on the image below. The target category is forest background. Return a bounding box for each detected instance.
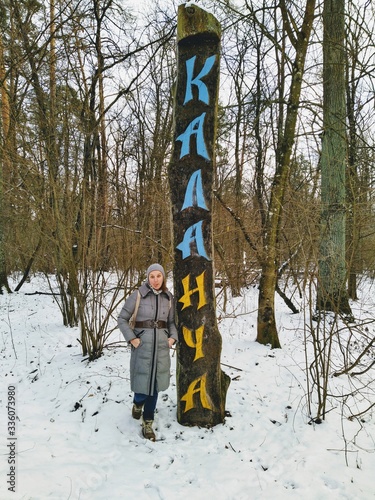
[0,0,374,424]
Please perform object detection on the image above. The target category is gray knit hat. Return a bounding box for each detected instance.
[146,263,165,281]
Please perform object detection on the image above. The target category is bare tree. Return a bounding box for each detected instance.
[255,0,317,348]
[345,0,375,300]
[317,0,352,315]
[0,28,11,293]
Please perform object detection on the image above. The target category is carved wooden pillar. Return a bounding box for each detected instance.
[169,4,230,427]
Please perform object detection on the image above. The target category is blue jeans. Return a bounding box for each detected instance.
[134,388,158,421]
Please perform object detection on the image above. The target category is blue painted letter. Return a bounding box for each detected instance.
[184,55,216,105]
[176,221,210,260]
[176,113,209,160]
[181,170,208,211]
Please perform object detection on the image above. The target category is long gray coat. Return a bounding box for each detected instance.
[118,283,178,395]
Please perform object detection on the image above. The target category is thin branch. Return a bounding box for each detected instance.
[333,337,375,376]
[213,190,258,253]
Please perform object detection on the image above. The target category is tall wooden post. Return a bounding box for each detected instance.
[169,4,230,427]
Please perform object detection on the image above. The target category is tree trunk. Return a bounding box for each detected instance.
[169,4,230,427]
[95,0,109,270]
[317,0,352,315]
[345,14,361,302]
[256,0,316,348]
[0,34,12,294]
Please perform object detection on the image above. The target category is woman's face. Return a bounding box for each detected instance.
[148,271,164,290]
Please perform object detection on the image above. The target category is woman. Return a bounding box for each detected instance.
[118,263,178,441]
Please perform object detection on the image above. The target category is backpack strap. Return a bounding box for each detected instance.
[129,290,141,329]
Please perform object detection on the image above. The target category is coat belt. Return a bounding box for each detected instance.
[134,320,167,329]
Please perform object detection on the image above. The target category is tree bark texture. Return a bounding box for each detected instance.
[317,0,351,314]
[169,4,230,427]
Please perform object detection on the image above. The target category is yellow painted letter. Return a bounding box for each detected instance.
[181,374,213,412]
[182,325,205,361]
[179,271,207,310]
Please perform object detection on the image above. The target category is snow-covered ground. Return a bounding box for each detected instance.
[1,274,374,499]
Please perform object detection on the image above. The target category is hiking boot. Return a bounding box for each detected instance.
[132,403,144,420]
[142,419,156,441]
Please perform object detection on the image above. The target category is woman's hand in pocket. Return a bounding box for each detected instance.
[130,338,141,348]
